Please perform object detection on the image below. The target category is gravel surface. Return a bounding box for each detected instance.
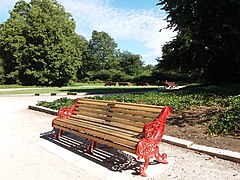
[0,95,239,180]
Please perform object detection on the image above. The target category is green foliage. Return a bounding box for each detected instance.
[157,0,240,83]
[37,97,77,110]
[0,0,84,86]
[0,58,5,84]
[118,51,143,76]
[77,31,146,82]
[36,84,240,135]
[91,84,240,135]
[209,105,240,135]
[85,30,118,72]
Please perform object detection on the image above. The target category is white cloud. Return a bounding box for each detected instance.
[60,0,176,64]
[1,0,176,64]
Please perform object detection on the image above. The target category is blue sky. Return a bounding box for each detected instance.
[0,0,176,65]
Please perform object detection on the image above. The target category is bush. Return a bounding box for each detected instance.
[209,99,240,135]
[37,97,77,110]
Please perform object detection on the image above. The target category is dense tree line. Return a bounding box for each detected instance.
[0,0,145,86]
[156,0,240,83]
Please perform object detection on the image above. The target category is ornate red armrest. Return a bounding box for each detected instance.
[52,99,79,125]
[136,120,163,160]
[58,106,74,118]
[142,106,172,141]
[136,106,172,176]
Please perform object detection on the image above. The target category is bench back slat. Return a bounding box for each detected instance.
[106,112,152,124]
[105,116,144,128]
[75,106,108,116]
[73,98,163,125]
[113,103,163,113]
[70,115,143,133]
[109,107,159,118]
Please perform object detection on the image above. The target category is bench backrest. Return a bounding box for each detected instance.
[69,98,165,134]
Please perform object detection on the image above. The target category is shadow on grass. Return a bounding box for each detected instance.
[59,87,159,95]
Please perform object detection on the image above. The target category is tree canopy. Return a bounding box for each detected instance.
[157,0,240,83]
[0,0,85,86]
[78,30,145,82]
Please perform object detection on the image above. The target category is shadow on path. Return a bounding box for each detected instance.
[40,130,161,175]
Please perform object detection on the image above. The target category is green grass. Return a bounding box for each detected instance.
[0,83,159,95]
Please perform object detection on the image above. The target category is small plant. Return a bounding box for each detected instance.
[209,105,240,135]
[37,97,77,110]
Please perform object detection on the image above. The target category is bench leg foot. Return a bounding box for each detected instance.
[155,152,168,164]
[55,129,63,140]
[87,140,96,154]
[140,157,150,177]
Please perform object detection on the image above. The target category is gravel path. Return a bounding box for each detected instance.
[0,95,239,180]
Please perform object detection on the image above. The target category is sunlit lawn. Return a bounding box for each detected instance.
[0,83,159,95]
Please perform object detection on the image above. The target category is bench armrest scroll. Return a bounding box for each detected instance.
[136,106,172,159]
[142,106,172,141]
[58,106,74,118]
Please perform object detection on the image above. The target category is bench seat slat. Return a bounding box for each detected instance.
[53,119,139,147]
[54,118,141,140]
[54,125,136,154]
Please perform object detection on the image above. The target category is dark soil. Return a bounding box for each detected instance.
[165,106,240,152]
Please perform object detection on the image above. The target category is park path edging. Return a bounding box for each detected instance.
[28,105,240,164]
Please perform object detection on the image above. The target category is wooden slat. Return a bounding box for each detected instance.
[72,110,107,121]
[53,120,138,147]
[53,125,136,154]
[78,98,164,109]
[70,115,143,133]
[109,107,159,118]
[113,103,163,113]
[75,106,108,116]
[54,118,140,138]
[107,112,152,124]
[77,99,108,106]
[75,103,108,111]
[105,116,144,128]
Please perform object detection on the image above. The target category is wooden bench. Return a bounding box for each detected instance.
[164,81,178,88]
[135,82,149,86]
[52,98,172,176]
[104,82,117,86]
[118,82,130,86]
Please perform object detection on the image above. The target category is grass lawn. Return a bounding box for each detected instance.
[0,83,159,95]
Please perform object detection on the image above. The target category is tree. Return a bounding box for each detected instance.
[0,0,83,86]
[87,30,118,72]
[0,0,29,84]
[118,51,143,76]
[0,57,5,84]
[157,0,240,83]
